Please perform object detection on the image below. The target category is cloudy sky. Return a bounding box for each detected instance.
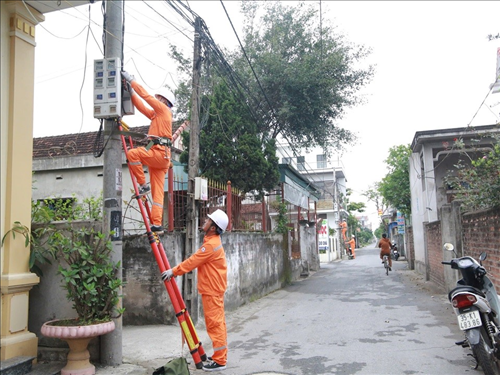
[32,1,500,220]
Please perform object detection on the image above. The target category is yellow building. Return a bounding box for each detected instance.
[0,0,92,362]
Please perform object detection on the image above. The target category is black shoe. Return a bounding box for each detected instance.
[150,225,164,233]
[203,361,226,372]
[389,267,392,271]
[138,184,150,196]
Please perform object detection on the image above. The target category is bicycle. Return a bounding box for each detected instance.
[383,254,390,275]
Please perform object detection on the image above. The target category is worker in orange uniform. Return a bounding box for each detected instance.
[345,235,356,259]
[378,233,392,270]
[161,209,229,372]
[121,70,174,233]
[340,219,348,240]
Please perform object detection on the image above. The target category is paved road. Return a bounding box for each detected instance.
[98,246,476,375]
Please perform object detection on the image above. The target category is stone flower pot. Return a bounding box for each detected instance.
[41,320,115,375]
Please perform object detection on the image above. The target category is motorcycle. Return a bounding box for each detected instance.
[347,247,354,260]
[391,243,400,261]
[442,243,500,375]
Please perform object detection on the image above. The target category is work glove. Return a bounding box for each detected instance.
[161,269,174,282]
[121,70,135,83]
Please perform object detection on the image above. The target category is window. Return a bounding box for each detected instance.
[317,154,327,169]
[297,156,305,171]
[282,157,292,165]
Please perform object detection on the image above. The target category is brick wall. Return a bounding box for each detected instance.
[426,221,444,289]
[423,207,500,291]
[462,208,500,288]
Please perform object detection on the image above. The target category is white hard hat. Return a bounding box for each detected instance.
[156,87,175,107]
[208,209,229,232]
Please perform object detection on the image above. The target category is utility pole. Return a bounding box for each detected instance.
[184,16,202,323]
[101,0,123,366]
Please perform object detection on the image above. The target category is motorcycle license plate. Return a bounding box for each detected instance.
[457,310,481,330]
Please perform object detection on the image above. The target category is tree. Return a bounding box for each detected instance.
[445,137,500,211]
[363,184,387,215]
[378,145,412,218]
[235,1,374,154]
[180,80,280,194]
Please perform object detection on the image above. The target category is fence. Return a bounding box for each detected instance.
[164,173,318,237]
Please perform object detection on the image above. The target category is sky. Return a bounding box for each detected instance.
[32,1,500,222]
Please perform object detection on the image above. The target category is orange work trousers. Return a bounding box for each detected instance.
[128,146,169,226]
[201,294,227,366]
[380,250,392,267]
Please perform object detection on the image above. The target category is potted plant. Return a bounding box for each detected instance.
[39,223,123,375]
[2,197,123,375]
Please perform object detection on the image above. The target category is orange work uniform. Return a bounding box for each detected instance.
[340,221,347,240]
[378,237,392,267]
[172,233,228,366]
[128,80,172,226]
[346,238,356,258]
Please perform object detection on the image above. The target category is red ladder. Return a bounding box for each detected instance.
[118,119,207,369]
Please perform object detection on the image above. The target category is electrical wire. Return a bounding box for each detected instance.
[467,88,493,127]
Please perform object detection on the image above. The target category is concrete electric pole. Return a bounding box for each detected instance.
[184,16,202,323]
[101,0,123,366]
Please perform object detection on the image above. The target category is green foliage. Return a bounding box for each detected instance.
[271,200,289,234]
[181,81,280,194]
[2,195,122,324]
[374,225,385,240]
[356,227,375,247]
[32,194,103,222]
[51,226,123,324]
[236,1,374,153]
[377,145,412,218]
[445,138,500,211]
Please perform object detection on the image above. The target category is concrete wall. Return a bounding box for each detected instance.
[30,228,317,361]
[122,231,294,326]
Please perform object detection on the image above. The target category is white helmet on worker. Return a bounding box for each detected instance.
[156,87,176,107]
[208,209,229,233]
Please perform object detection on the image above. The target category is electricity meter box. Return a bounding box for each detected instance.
[93,57,122,119]
[194,177,208,201]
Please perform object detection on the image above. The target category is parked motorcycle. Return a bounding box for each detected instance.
[391,243,400,261]
[442,243,500,375]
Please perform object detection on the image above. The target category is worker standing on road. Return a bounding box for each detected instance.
[121,70,174,233]
[161,209,229,372]
[345,235,356,259]
[378,233,392,270]
[340,219,348,241]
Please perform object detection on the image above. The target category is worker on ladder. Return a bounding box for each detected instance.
[121,70,175,233]
[162,209,229,372]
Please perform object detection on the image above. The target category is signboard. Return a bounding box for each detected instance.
[318,219,329,252]
[397,211,405,234]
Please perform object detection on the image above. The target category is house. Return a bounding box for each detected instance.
[276,140,348,261]
[409,124,500,277]
[32,124,187,233]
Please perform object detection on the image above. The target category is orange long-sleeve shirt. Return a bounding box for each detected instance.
[378,237,392,253]
[131,80,172,139]
[172,233,227,296]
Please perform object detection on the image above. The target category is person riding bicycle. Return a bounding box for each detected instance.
[378,233,392,270]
